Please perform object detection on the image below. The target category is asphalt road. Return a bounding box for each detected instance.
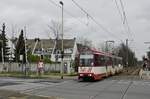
[0,77,150,99]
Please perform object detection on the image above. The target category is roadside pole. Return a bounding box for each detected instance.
[126,39,128,67]
[60,1,64,79]
[0,40,5,71]
[24,27,28,77]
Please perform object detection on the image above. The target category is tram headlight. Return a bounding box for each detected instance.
[91,62,94,66]
[88,74,92,76]
[80,74,83,76]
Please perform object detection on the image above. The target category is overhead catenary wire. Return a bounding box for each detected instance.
[47,0,109,39]
[114,0,124,23]
[119,0,126,24]
[71,0,123,42]
[113,0,143,60]
[112,0,136,52]
[47,0,91,28]
[119,0,134,39]
[113,0,129,39]
[113,0,132,38]
[47,0,124,42]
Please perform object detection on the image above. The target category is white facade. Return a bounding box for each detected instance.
[51,39,78,74]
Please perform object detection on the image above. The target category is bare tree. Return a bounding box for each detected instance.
[97,42,116,53]
[47,20,61,39]
[97,42,106,52]
[77,37,93,48]
[47,19,72,63]
[47,19,71,39]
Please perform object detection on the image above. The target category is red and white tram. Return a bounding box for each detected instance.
[78,49,123,81]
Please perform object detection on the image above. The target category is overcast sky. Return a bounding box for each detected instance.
[0,0,150,60]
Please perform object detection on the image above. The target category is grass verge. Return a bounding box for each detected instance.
[0,71,77,79]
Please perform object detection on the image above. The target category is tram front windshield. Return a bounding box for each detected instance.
[80,58,93,67]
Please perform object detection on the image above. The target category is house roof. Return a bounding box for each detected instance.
[55,39,75,50]
[26,38,76,51]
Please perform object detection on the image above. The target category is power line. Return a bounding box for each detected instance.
[113,0,142,59]
[113,0,131,38]
[113,0,130,40]
[112,0,136,49]
[119,0,126,24]
[47,0,109,39]
[71,0,123,41]
[72,0,89,16]
[47,0,89,27]
[47,0,60,7]
[47,0,123,42]
[119,0,134,39]
[113,0,124,25]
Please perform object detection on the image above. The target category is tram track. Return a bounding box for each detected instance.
[20,73,137,99]
[0,76,144,99]
[88,78,134,99]
[22,79,105,97]
[21,79,92,94]
[89,80,118,99]
[120,81,133,99]
[21,80,70,93]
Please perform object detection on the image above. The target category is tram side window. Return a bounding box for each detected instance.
[99,55,105,66]
[94,55,105,66]
[80,59,93,66]
[94,55,99,66]
[108,57,113,66]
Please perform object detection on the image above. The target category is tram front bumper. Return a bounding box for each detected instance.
[78,73,94,80]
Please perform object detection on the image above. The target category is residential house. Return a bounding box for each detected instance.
[26,38,78,73]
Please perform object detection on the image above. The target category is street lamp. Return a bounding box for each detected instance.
[60,1,64,79]
[0,40,4,69]
[24,27,28,76]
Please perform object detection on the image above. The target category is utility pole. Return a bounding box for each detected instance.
[60,1,64,79]
[1,23,5,70]
[24,26,28,76]
[105,41,108,52]
[39,39,44,59]
[0,40,4,69]
[126,39,128,67]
